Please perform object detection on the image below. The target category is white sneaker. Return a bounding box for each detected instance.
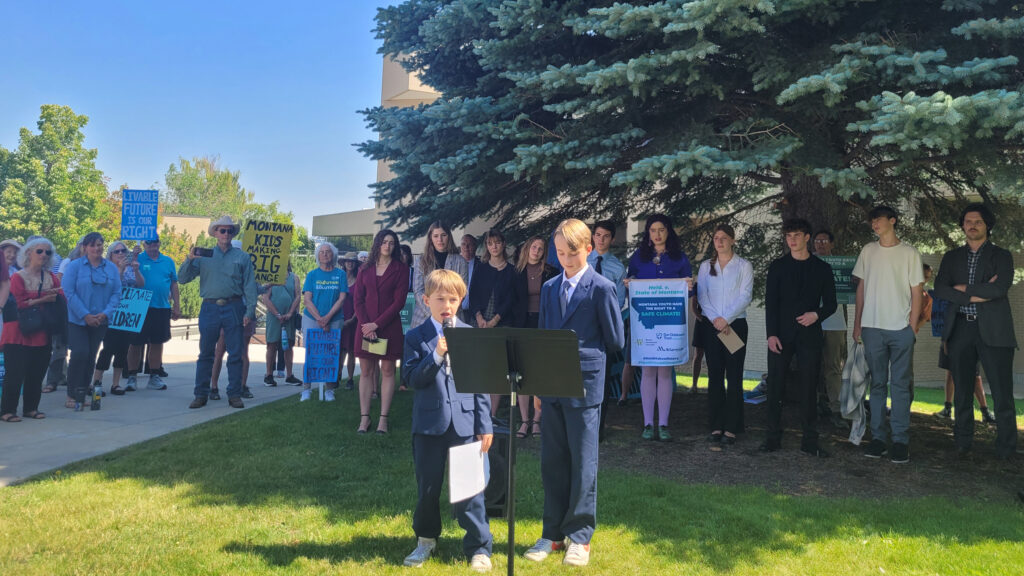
[563,541,590,566]
[469,553,492,572]
[403,537,436,567]
[300,390,311,402]
[146,374,167,390]
[325,389,335,402]
[524,538,565,562]
[124,374,137,392]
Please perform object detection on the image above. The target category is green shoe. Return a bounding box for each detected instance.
[657,426,672,442]
[641,425,655,440]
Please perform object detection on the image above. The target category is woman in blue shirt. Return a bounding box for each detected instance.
[301,243,348,402]
[626,214,692,442]
[63,232,122,410]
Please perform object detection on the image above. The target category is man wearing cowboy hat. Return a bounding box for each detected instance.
[179,215,258,409]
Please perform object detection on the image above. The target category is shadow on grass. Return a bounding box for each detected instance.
[37,385,1024,573]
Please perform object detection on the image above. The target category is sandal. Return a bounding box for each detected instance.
[357,414,371,434]
[516,420,531,439]
[376,414,389,435]
[23,411,46,420]
[42,385,56,394]
[532,419,542,438]
[1,413,22,422]
[110,385,125,396]
[65,398,77,409]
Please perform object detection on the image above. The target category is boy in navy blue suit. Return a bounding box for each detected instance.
[525,219,625,567]
[402,269,495,572]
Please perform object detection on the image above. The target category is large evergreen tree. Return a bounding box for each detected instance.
[360,0,1024,268]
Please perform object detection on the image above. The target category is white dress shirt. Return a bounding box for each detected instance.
[697,255,753,323]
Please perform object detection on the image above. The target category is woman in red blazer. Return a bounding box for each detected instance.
[353,229,410,434]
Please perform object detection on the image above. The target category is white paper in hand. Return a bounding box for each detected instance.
[448,440,486,504]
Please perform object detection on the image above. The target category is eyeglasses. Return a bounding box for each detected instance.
[35,249,54,255]
[216,227,234,235]
[146,240,160,246]
[90,267,109,285]
[813,239,831,244]
[112,248,128,255]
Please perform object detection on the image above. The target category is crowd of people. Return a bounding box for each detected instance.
[0,205,1018,570]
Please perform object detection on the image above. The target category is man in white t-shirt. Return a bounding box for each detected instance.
[852,206,924,464]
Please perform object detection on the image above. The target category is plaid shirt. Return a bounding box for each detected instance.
[959,242,986,315]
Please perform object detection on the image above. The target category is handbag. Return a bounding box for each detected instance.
[17,271,58,337]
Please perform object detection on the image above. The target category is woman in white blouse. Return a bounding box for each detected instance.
[697,224,753,446]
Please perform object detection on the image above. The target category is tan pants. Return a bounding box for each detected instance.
[820,330,847,412]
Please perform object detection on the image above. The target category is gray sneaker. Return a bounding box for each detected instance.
[147,374,167,390]
[403,537,436,567]
[124,374,138,392]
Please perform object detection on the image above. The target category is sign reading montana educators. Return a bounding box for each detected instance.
[242,220,293,285]
[304,328,341,384]
[629,279,689,367]
[110,287,153,333]
[121,189,160,241]
[820,255,857,305]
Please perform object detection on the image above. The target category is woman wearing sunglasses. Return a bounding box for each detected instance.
[62,232,122,410]
[0,238,60,421]
[93,242,145,396]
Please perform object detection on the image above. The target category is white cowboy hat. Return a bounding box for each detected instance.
[208,215,241,237]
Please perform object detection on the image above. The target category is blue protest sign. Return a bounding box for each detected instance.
[629,279,689,366]
[110,287,153,333]
[121,189,160,241]
[304,328,341,384]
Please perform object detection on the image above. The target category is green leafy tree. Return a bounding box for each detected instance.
[361,1,1024,276]
[0,105,112,253]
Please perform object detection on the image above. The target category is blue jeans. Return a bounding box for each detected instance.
[194,300,245,399]
[861,326,915,445]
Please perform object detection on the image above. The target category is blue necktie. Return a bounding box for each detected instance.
[560,279,571,317]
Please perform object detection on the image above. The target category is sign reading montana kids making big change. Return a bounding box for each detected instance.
[629,279,689,367]
[242,220,293,285]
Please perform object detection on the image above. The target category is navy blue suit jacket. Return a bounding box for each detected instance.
[538,266,625,408]
[403,318,494,437]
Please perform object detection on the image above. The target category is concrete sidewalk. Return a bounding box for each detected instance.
[0,339,348,487]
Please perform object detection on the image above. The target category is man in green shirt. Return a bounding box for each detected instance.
[179,216,258,409]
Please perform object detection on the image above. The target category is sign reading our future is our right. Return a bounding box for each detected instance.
[121,189,160,241]
[241,220,293,285]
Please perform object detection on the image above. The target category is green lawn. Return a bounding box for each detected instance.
[2,386,1023,575]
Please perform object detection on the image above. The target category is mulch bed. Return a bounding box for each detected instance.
[518,389,1023,501]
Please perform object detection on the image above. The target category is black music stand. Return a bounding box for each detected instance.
[444,326,584,576]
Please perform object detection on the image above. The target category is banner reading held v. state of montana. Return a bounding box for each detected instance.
[629,279,689,367]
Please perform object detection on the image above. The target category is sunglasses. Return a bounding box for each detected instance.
[112,248,128,254]
[216,227,234,234]
[35,249,54,256]
[146,240,161,245]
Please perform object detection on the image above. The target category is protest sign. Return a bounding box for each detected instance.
[304,328,341,384]
[820,255,857,305]
[110,287,153,333]
[242,220,293,285]
[400,292,416,334]
[629,279,689,366]
[121,189,160,240]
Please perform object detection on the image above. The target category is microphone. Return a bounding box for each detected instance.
[442,317,455,369]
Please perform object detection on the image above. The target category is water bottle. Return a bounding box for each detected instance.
[91,384,102,411]
[281,327,290,350]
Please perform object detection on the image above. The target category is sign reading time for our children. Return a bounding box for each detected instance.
[629,279,689,367]
[304,328,341,384]
[121,189,160,241]
[241,220,293,285]
[109,287,153,333]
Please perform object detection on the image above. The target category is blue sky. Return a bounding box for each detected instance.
[0,0,397,231]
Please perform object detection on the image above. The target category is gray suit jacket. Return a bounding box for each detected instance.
[410,253,470,328]
[933,241,1017,349]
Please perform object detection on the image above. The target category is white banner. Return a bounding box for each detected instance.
[629,279,689,367]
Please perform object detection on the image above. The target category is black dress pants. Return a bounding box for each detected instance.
[948,318,1017,456]
[705,318,748,434]
[766,336,822,447]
